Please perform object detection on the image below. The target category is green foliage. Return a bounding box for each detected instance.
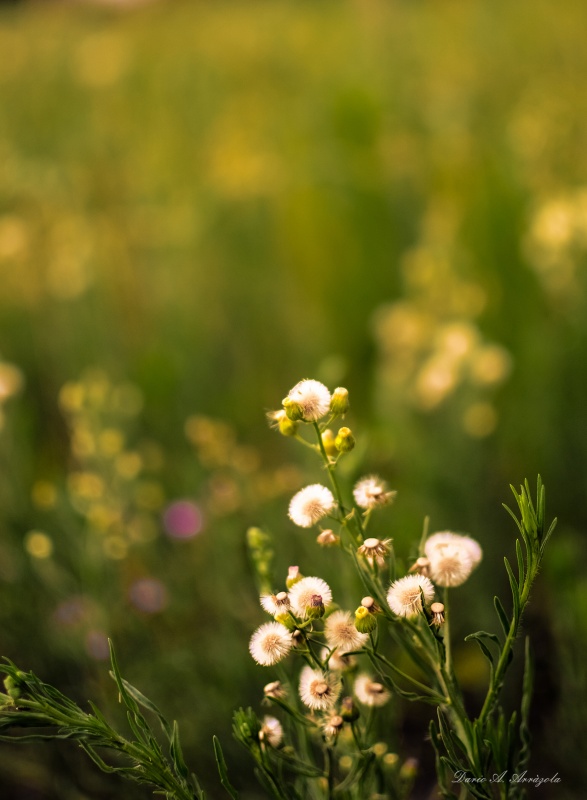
[0,643,202,800]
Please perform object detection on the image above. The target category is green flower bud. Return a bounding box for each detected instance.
[321,429,338,457]
[334,426,355,453]
[354,605,378,634]
[286,565,303,589]
[330,387,350,417]
[278,414,298,437]
[3,675,22,700]
[282,397,304,422]
[400,757,418,780]
[306,594,325,619]
[340,695,360,722]
[275,612,297,631]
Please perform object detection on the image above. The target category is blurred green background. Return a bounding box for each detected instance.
[1,0,586,797]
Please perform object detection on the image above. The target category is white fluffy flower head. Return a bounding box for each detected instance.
[289,576,333,618]
[288,484,335,528]
[425,531,483,568]
[299,666,341,711]
[324,610,368,653]
[425,531,482,586]
[354,674,391,707]
[429,544,474,587]
[260,592,291,617]
[285,379,331,422]
[353,476,397,510]
[387,574,435,618]
[249,622,293,666]
[260,716,283,748]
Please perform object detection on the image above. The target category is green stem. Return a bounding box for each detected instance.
[443,587,452,675]
[313,422,346,515]
[477,570,535,727]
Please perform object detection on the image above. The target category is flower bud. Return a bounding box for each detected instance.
[286,565,303,589]
[335,427,355,453]
[340,695,360,722]
[306,593,325,619]
[278,413,298,437]
[330,387,350,417]
[282,397,304,422]
[400,757,418,781]
[354,605,378,634]
[321,429,338,457]
[3,675,22,700]
[274,612,297,631]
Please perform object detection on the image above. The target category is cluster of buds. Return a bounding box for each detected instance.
[268,380,355,457]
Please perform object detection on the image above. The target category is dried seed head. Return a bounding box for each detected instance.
[323,714,345,737]
[409,557,431,577]
[316,529,340,547]
[430,602,445,626]
[357,537,393,567]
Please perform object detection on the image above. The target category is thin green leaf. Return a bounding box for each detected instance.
[269,747,325,778]
[504,557,521,623]
[170,720,190,780]
[494,596,510,639]
[121,678,173,738]
[213,735,239,799]
[108,640,139,715]
[515,539,526,587]
[540,517,558,554]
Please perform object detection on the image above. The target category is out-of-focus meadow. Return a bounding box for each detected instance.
[0,0,586,797]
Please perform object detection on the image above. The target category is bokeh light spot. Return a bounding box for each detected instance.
[85,630,110,661]
[24,531,53,559]
[163,500,203,540]
[129,578,168,614]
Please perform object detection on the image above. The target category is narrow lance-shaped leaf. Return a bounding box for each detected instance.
[213,735,239,800]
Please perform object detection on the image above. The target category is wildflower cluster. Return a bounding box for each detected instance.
[0,377,557,800]
[235,379,556,800]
